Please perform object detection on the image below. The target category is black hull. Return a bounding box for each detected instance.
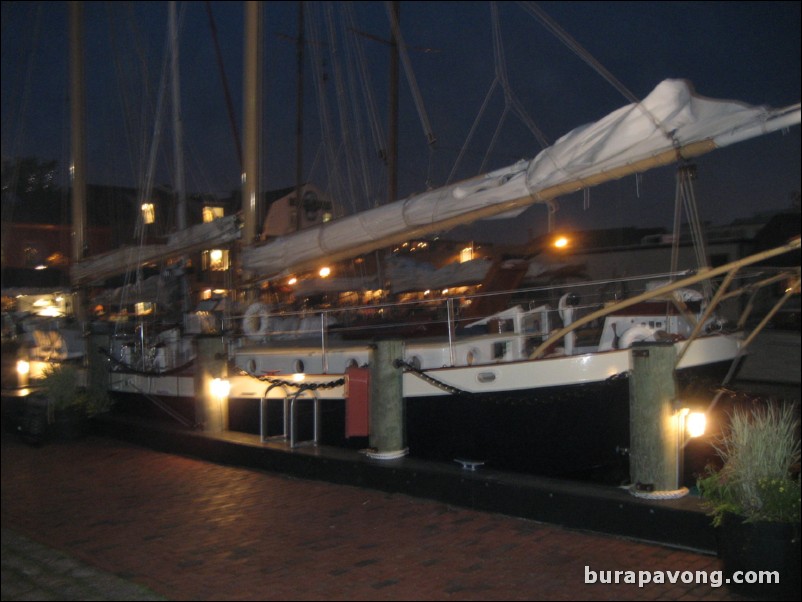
[110,359,735,482]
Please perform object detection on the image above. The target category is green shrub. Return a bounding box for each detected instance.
[698,401,800,526]
[40,363,112,418]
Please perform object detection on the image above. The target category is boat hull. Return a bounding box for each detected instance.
[103,334,740,479]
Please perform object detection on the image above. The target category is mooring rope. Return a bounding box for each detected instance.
[628,485,689,500]
[392,358,471,396]
[231,366,345,390]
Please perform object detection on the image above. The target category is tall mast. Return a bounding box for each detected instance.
[294,2,305,232]
[69,1,87,320]
[242,1,263,250]
[387,1,399,204]
[170,1,187,232]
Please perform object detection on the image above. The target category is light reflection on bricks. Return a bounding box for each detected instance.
[2,431,755,601]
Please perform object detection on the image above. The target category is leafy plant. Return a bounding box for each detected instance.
[40,363,112,418]
[698,401,801,526]
[41,362,81,412]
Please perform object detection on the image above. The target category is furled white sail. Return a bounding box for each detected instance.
[243,79,800,279]
[71,214,240,285]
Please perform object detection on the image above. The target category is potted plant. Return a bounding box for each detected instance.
[697,400,800,599]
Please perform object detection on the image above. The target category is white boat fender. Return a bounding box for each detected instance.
[618,325,657,349]
[243,303,272,338]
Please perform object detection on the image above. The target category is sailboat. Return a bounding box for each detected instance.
[27,3,800,478]
[99,76,799,476]
[222,77,801,475]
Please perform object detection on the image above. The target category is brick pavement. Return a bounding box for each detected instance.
[1,429,752,601]
[2,527,166,601]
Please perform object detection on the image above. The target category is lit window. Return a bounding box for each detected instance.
[460,245,474,263]
[203,206,224,223]
[141,203,156,224]
[135,302,154,316]
[202,249,229,271]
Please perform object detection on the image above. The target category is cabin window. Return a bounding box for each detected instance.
[202,249,229,271]
[492,341,508,360]
[203,206,224,223]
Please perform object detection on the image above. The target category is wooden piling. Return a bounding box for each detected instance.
[629,341,681,492]
[194,336,228,432]
[368,339,407,457]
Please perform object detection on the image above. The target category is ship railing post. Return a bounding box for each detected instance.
[446,298,456,366]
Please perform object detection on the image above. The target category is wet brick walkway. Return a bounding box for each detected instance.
[2,429,750,601]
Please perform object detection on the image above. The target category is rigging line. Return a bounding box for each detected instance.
[116,1,158,195]
[307,142,325,190]
[343,12,383,210]
[341,9,379,205]
[508,89,550,148]
[447,78,499,184]
[425,144,437,190]
[670,170,683,278]
[480,105,510,174]
[517,1,676,144]
[204,0,242,170]
[680,167,712,299]
[124,18,173,300]
[384,1,436,146]
[324,4,359,214]
[344,3,386,163]
[308,6,348,216]
[325,4,369,214]
[492,2,550,149]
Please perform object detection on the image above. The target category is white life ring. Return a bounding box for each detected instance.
[243,303,271,338]
[619,325,657,349]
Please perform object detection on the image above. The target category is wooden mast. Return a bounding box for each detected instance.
[294,2,305,233]
[241,1,263,290]
[69,1,87,321]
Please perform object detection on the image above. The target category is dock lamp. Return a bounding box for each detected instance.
[685,410,707,439]
[677,407,707,442]
[677,407,707,489]
[207,377,231,432]
[16,359,30,388]
[210,378,230,402]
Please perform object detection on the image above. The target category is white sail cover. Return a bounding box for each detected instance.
[71,214,240,284]
[245,79,799,279]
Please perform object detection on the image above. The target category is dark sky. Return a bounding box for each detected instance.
[2,1,800,242]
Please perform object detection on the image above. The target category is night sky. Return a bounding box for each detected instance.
[2,1,800,242]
